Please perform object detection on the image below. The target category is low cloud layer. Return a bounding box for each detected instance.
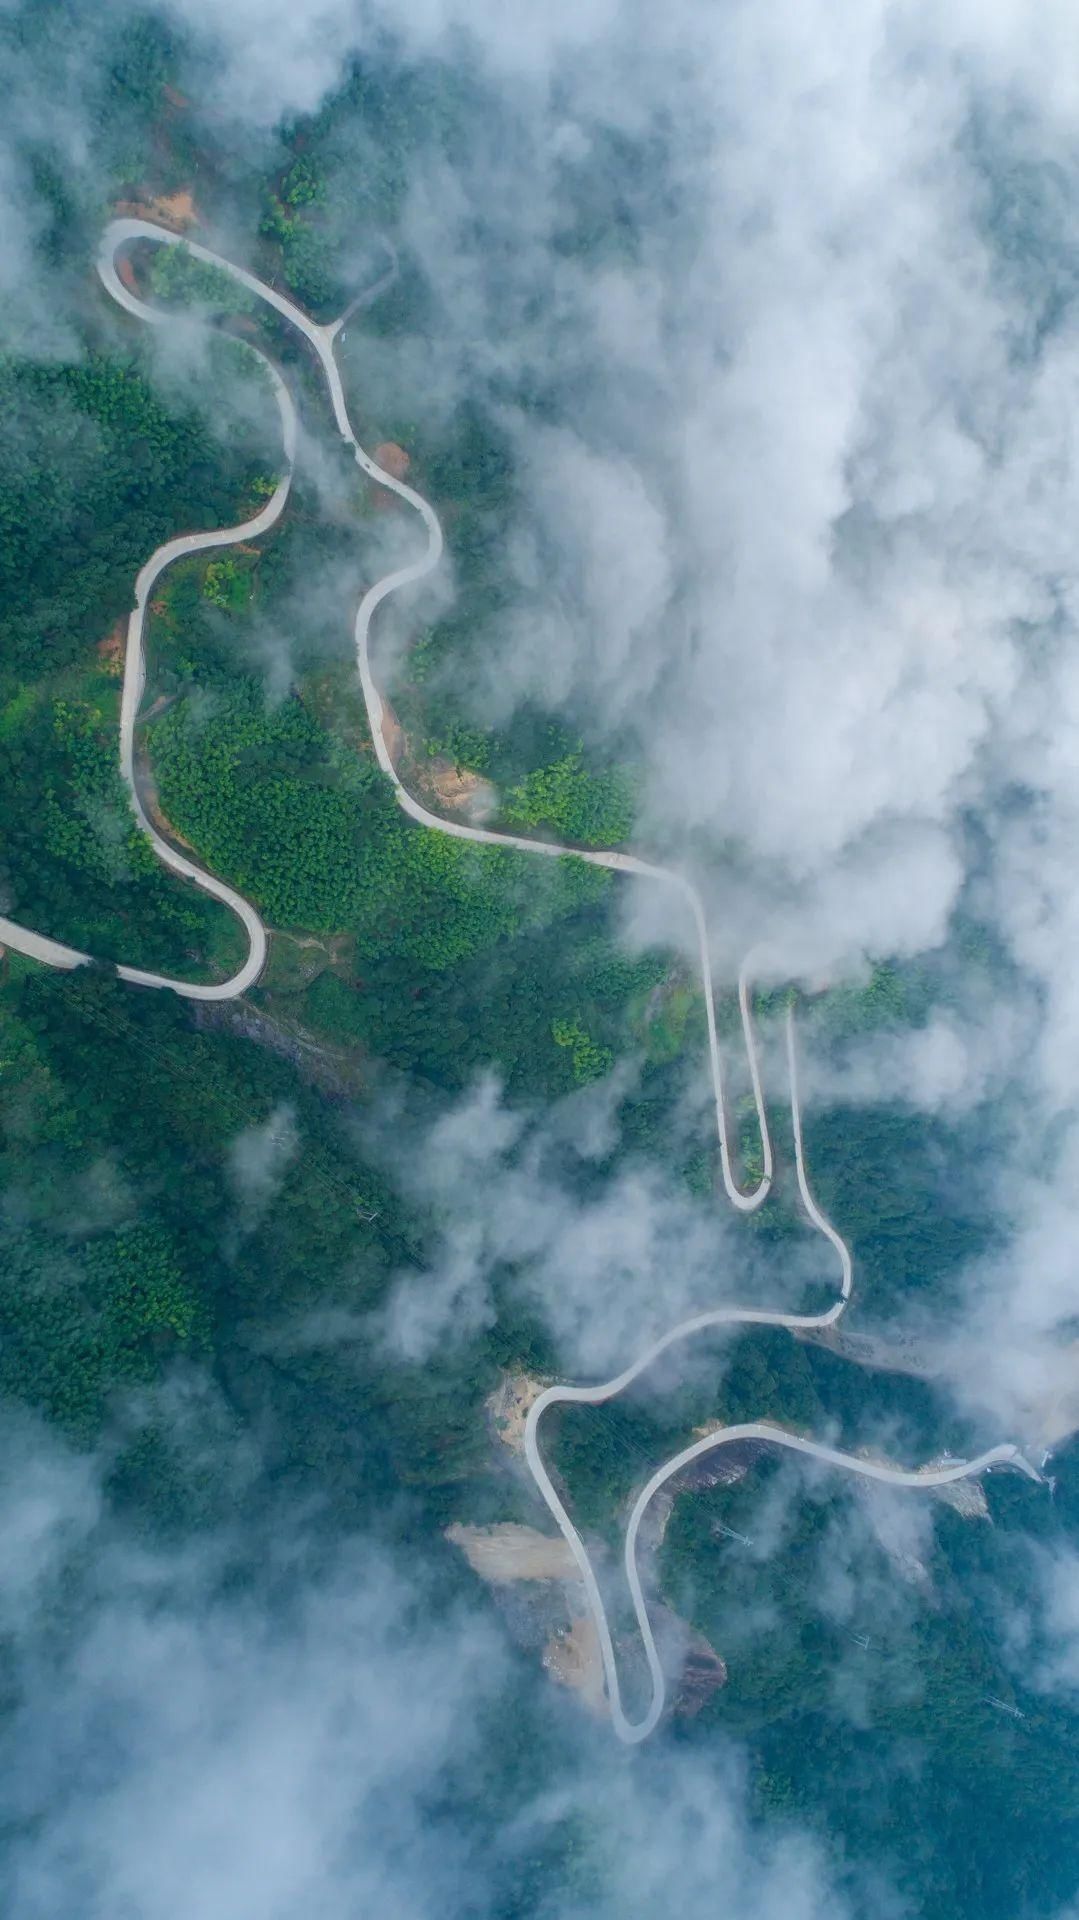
[6,1,1079,1912]
[372,1070,833,1376]
[3,1494,505,1917]
[0,1420,880,1920]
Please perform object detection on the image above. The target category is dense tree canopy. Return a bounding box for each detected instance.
[0,346,269,692]
[150,676,611,965]
[0,33,1073,1919]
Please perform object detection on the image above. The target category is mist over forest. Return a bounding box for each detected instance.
[3,3,1079,1916]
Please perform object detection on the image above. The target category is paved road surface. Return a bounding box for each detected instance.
[524,1005,1040,1743]
[0,221,1040,1741]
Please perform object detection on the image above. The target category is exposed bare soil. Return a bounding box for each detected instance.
[115,188,198,232]
[426,758,498,823]
[487,1372,547,1455]
[446,1521,578,1584]
[97,621,125,677]
[544,1615,607,1715]
[373,441,410,479]
[931,1475,989,1519]
[370,443,412,512]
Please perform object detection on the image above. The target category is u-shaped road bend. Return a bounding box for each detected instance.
[2,215,774,1213]
[0,220,1042,1741]
[523,1006,1039,1744]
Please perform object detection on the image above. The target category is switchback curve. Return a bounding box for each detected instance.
[524,1005,1038,1743]
[0,221,1040,1744]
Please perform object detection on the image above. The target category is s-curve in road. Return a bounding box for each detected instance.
[1,220,1042,1744]
[524,1006,1041,1744]
[7,215,774,1216]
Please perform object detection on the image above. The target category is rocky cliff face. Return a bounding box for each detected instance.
[674,1630,729,1718]
[644,1600,728,1721]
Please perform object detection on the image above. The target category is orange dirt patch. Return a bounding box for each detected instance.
[117,256,139,295]
[97,621,125,676]
[430,759,483,805]
[446,1523,578,1584]
[426,757,498,825]
[373,442,410,479]
[114,188,198,232]
[370,444,411,513]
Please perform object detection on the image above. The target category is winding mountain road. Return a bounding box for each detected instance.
[0,220,1041,1741]
[524,1006,1040,1743]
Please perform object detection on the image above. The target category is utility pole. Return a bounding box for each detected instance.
[983,1695,1025,1720]
[713,1523,752,1547]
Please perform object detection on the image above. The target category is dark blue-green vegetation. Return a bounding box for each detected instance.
[0,675,246,975]
[660,1454,1079,1919]
[150,677,611,963]
[0,16,1076,1920]
[0,349,269,687]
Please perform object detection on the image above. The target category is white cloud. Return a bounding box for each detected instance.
[0,1416,101,1635]
[5,1542,506,1920]
[227,1102,299,1231]
[1035,1545,1079,1694]
[0,1424,876,1920]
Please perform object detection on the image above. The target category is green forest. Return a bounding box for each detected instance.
[0,15,1076,1920]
